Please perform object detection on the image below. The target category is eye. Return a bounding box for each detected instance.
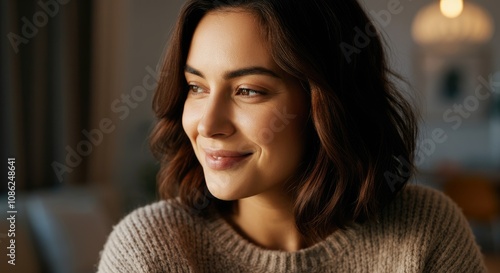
[235,88,263,97]
[187,84,206,94]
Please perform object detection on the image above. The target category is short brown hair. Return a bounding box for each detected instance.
[150,0,418,241]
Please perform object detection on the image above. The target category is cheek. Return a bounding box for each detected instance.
[265,105,308,160]
[236,110,276,147]
[245,106,304,151]
[271,120,305,155]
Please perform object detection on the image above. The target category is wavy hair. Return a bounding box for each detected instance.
[150,0,418,241]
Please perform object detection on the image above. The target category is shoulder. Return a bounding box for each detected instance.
[116,198,196,229]
[108,198,198,241]
[377,183,486,272]
[390,183,458,218]
[381,183,469,237]
[97,199,201,273]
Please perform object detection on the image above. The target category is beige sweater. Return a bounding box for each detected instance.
[97,184,487,272]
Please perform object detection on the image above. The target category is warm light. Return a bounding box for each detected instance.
[440,0,464,18]
[412,2,494,46]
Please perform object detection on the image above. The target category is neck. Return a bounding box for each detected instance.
[228,193,309,252]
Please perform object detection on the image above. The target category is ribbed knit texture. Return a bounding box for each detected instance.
[97,184,487,272]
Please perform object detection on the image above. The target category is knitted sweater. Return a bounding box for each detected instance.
[97,184,487,272]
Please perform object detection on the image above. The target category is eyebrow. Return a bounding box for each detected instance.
[184,64,281,80]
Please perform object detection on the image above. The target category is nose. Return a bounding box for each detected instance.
[197,91,235,138]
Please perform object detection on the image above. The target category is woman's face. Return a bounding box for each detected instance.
[182,10,309,201]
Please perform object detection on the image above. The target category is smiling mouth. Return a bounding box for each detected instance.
[204,150,253,170]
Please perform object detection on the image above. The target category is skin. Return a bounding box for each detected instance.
[182,10,310,251]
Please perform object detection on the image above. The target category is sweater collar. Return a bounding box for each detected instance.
[205,212,359,272]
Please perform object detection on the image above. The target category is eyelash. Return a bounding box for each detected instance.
[187,84,206,94]
[235,88,263,97]
[187,85,264,97]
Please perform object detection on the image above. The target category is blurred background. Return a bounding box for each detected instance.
[1,0,499,272]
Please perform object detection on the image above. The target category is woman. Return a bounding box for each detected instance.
[98,0,486,272]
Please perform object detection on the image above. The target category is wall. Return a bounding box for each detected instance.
[360,0,500,171]
[111,0,185,208]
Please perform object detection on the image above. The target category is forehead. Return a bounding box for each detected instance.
[186,10,275,72]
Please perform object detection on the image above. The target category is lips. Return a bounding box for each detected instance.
[204,149,252,170]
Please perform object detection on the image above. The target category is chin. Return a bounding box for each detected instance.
[204,177,231,200]
[205,178,252,201]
